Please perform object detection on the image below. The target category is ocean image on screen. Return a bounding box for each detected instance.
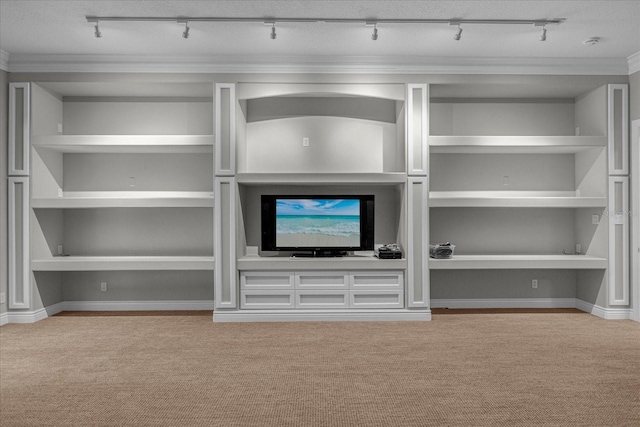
[276,199,360,247]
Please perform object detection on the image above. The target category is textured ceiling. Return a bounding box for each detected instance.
[1,1,639,69]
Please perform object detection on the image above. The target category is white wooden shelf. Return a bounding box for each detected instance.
[236,173,406,185]
[31,256,215,271]
[32,135,214,153]
[31,192,214,208]
[237,256,407,271]
[428,191,607,208]
[428,136,606,154]
[428,254,608,270]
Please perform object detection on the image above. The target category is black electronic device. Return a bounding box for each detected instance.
[375,244,403,259]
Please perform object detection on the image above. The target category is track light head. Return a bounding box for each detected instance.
[270,23,277,40]
[539,25,547,41]
[371,24,378,41]
[94,20,102,38]
[454,25,462,41]
[182,21,190,39]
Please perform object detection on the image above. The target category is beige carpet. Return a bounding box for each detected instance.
[1,312,639,426]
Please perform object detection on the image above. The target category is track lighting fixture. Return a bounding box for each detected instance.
[182,21,190,39]
[539,24,547,41]
[454,24,462,41]
[85,16,565,43]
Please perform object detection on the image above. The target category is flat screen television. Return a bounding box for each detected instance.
[261,195,374,257]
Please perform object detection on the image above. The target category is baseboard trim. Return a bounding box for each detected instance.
[575,299,632,320]
[63,300,215,312]
[0,300,214,325]
[2,299,631,324]
[214,309,431,322]
[431,298,577,309]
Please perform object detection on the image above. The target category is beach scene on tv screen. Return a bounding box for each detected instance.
[276,199,361,248]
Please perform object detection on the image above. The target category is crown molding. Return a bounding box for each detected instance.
[629,51,640,75]
[0,50,9,71]
[5,53,632,76]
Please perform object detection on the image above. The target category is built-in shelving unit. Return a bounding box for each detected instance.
[23,82,215,309]
[6,75,629,322]
[428,82,627,312]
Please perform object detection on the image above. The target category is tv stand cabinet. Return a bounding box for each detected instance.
[213,82,431,321]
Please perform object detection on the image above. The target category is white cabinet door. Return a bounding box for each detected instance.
[350,290,405,309]
[295,271,349,289]
[608,84,629,176]
[608,176,629,305]
[240,271,294,290]
[296,290,349,309]
[215,83,236,176]
[8,177,30,309]
[240,290,295,309]
[350,271,404,289]
[8,83,30,176]
[407,84,428,176]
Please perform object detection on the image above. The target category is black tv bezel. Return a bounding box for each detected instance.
[261,194,375,254]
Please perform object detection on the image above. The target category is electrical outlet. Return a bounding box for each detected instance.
[302,137,310,147]
[129,177,136,188]
[0,293,6,304]
[503,176,510,186]
[532,279,538,289]
[57,244,64,255]
[57,123,63,134]
[575,244,581,254]
[100,282,108,292]
[592,214,600,225]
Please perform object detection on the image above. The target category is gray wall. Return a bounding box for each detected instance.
[1,70,7,316]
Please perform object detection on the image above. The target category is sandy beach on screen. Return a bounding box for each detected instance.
[277,233,359,247]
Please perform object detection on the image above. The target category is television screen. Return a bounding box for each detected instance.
[261,195,374,254]
[275,198,361,248]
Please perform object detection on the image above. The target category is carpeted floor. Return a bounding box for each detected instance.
[1,312,639,426]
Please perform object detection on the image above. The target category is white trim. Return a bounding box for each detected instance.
[63,300,214,311]
[0,50,8,71]
[5,54,632,75]
[575,299,632,320]
[432,298,632,320]
[431,298,577,309]
[0,301,213,325]
[629,51,640,75]
[213,309,431,322]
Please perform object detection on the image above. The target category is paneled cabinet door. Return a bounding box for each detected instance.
[215,83,236,176]
[406,84,428,176]
[8,177,30,309]
[608,84,629,176]
[8,82,30,176]
[608,176,629,305]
